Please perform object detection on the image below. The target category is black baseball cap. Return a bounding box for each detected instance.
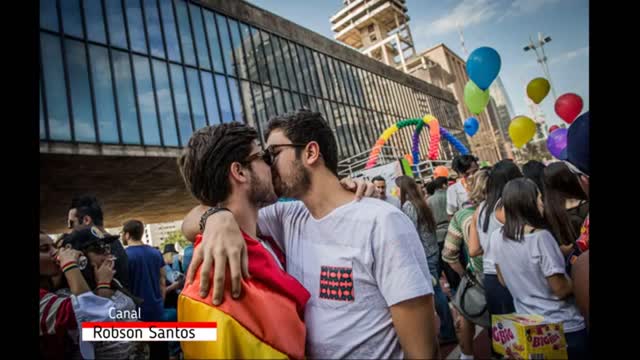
[62,226,119,251]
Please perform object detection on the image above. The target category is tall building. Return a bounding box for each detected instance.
[331,0,416,72]
[40,0,463,232]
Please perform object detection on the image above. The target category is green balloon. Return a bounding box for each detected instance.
[464,80,490,115]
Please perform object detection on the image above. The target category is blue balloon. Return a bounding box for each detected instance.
[464,117,480,136]
[466,47,501,90]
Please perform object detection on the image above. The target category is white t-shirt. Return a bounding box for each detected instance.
[258,198,433,359]
[446,181,468,215]
[477,201,503,275]
[491,229,585,333]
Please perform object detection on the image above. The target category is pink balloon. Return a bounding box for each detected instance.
[549,125,559,133]
[555,93,583,124]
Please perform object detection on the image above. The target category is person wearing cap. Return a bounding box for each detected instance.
[559,111,590,329]
[123,220,168,360]
[60,226,144,359]
[40,230,117,360]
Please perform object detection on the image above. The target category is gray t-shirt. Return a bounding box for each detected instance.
[427,189,449,244]
[491,229,585,333]
[401,201,439,259]
[258,198,433,359]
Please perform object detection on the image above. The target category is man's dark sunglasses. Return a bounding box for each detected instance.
[243,144,307,167]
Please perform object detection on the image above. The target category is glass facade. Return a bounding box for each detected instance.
[40,0,462,160]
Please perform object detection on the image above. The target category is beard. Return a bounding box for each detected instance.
[273,158,311,199]
[248,170,278,208]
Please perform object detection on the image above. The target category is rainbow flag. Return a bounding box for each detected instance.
[178,232,309,359]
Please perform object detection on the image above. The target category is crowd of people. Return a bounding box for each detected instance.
[39,109,590,359]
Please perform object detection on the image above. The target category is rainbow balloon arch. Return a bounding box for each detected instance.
[365,115,470,170]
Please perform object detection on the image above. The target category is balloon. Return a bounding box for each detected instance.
[509,116,537,148]
[427,117,440,160]
[466,47,501,90]
[546,128,568,158]
[464,81,490,114]
[548,125,560,133]
[527,78,550,104]
[464,117,480,136]
[555,93,583,124]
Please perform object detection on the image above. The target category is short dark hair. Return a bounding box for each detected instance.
[451,155,479,174]
[372,176,385,183]
[266,109,338,176]
[425,181,436,196]
[178,122,258,206]
[70,195,104,226]
[433,176,448,189]
[122,220,144,241]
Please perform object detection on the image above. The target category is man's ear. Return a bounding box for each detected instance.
[229,162,249,183]
[304,141,321,165]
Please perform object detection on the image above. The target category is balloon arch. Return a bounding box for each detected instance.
[365,115,470,169]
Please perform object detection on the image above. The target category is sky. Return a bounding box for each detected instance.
[246,0,589,127]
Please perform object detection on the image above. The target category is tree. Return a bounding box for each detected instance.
[160,230,190,252]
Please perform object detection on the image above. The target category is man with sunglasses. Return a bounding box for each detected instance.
[177,122,311,359]
[559,111,590,329]
[68,195,130,289]
[183,110,438,359]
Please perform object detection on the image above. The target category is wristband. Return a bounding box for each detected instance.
[62,262,79,273]
[200,207,231,232]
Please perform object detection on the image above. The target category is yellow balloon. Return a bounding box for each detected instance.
[526,78,550,104]
[508,116,537,148]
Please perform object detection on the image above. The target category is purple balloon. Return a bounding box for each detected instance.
[546,128,568,158]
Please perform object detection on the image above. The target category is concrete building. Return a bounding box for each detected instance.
[331,0,416,73]
[142,220,183,247]
[40,0,465,233]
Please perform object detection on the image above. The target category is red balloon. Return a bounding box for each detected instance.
[554,93,583,124]
[549,125,559,133]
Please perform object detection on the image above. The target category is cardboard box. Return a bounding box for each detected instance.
[492,314,568,359]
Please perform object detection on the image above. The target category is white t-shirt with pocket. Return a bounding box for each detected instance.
[258,198,434,359]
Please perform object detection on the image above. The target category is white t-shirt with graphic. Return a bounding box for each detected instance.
[258,198,433,359]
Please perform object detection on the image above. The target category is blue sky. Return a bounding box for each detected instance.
[246,0,588,127]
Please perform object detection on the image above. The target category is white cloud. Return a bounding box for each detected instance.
[417,0,560,37]
[497,0,561,22]
[425,0,502,36]
[549,46,589,65]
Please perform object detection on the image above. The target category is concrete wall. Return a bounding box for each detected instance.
[198,0,457,104]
